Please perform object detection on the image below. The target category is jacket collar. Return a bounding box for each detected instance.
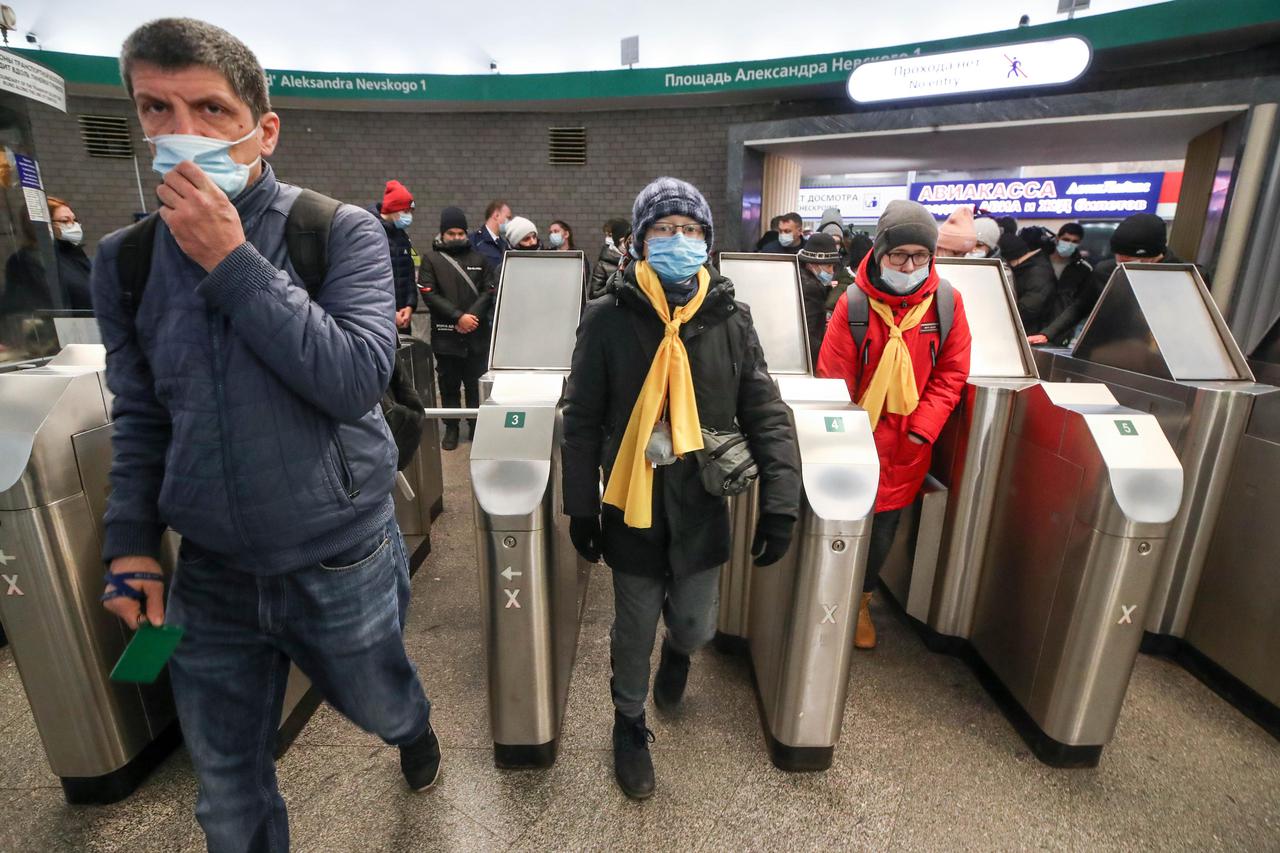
[233,162,279,234]
[615,261,737,327]
[854,251,940,308]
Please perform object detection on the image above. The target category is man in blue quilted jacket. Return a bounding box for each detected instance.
[93,18,438,852]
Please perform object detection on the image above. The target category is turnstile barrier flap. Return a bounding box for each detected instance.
[789,404,878,522]
[1024,382,1183,527]
[489,252,585,372]
[0,368,110,508]
[470,372,563,521]
[46,344,106,369]
[935,258,1038,380]
[717,253,810,376]
[1072,263,1253,382]
[776,375,852,405]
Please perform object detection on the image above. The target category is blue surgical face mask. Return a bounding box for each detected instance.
[148,125,261,199]
[498,220,508,236]
[394,212,413,230]
[645,234,708,284]
[778,231,795,247]
[817,269,834,285]
[548,232,565,248]
[880,264,930,295]
[1056,240,1078,257]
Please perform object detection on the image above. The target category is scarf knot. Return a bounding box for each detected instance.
[858,293,934,430]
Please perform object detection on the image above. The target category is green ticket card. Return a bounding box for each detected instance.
[109,621,185,684]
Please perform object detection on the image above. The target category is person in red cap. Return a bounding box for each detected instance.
[370,179,418,329]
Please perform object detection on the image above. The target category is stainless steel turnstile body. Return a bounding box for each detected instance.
[976,382,1182,761]
[748,376,878,770]
[880,259,1039,641]
[469,254,590,767]
[471,373,590,767]
[713,253,811,649]
[0,346,177,804]
[1182,313,1280,735]
[392,337,443,568]
[1032,265,1276,645]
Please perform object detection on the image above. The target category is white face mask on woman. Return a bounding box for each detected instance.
[57,223,84,246]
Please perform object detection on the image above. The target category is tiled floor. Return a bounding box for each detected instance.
[0,443,1277,851]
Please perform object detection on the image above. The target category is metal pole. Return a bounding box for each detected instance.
[422,408,480,419]
[132,156,147,213]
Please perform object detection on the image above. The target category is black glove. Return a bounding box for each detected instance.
[751,513,795,567]
[569,516,603,563]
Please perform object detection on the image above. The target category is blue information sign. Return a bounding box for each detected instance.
[910,172,1165,219]
[13,153,42,190]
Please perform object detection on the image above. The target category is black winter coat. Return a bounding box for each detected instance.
[799,266,830,369]
[587,243,624,300]
[370,204,418,312]
[562,264,802,579]
[56,241,93,310]
[1046,255,1094,345]
[1039,253,1187,343]
[419,241,497,358]
[1011,250,1058,334]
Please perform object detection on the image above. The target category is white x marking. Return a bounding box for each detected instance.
[3,574,22,596]
[1118,605,1137,625]
[821,604,838,624]
[504,589,521,609]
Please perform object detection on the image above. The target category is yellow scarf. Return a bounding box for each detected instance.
[602,262,710,528]
[859,294,935,430]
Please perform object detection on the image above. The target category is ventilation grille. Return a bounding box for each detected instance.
[79,115,133,159]
[548,126,586,165]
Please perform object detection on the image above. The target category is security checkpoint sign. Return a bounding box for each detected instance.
[847,36,1091,104]
[798,185,909,220]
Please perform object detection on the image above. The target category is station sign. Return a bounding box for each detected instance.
[847,36,1091,104]
[798,185,909,219]
[910,172,1167,219]
[0,50,65,112]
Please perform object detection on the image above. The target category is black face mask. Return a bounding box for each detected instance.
[441,238,470,254]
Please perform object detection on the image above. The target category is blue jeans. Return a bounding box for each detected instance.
[166,518,431,853]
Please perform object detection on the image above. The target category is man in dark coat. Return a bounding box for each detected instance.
[999,232,1057,335]
[562,177,800,800]
[419,205,496,450]
[469,199,510,272]
[796,232,840,367]
[1043,222,1093,345]
[757,211,806,254]
[369,179,418,330]
[1030,213,1178,346]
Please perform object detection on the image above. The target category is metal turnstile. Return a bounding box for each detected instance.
[748,376,878,771]
[1032,265,1278,727]
[880,258,1039,645]
[480,250,586,401]
[712,253,811,650]
[469,252,589,768]
[977,382,1182,764]
[392,337,443,569]
[471,373,590,767]
[1182,310,1280,738]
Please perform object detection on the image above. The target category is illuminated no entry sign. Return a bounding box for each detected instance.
[847,37,1091,104]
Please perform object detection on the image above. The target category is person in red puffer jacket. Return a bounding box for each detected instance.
[817,199,971,650]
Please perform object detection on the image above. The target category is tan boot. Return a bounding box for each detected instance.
[854,592,877,650]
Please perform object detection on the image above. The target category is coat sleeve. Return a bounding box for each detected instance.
[91,233,172,563]
[816,292,860,401]
[734,307,802,521]
[195,203,396,424]
[906,291,971,444]
[1040,262,1104,341]
[561,302,610,517]
[418,254,464,324]
[1015,261,1057,332]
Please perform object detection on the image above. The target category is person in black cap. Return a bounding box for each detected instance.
[418,205,497,449]
[1029,213,1177,346]
[797,232,841,366]
[999,231,1057,335]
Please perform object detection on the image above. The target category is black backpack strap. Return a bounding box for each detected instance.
[845,288,871,390]
[935,278,955,348]
[116,214,160,314]
[285,188,342,299]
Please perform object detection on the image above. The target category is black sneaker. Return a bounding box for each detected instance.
[399,724,441,791]
[612,711,655,800]
[652,638,690,714]
[441,424,460,452]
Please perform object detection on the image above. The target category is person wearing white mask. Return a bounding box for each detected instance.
[817,199,972,651]
[760,211,806,254]
[549,219,591,288]
[48,196,93,309]
[972,216,1003,259]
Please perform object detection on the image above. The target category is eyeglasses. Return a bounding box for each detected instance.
[649,222,705,239]
[886,250,932,267]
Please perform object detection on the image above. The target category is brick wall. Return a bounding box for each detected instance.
[29,94,829,257]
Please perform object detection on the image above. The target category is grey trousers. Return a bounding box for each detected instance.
[609,567,721,718]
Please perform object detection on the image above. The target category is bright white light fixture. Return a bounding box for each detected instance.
[847,36,1091,104]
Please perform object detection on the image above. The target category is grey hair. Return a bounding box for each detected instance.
[120,18,271,119]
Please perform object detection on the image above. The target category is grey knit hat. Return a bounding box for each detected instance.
[873,199,939,263]
[818,207,844,236]
[630,176,714,258]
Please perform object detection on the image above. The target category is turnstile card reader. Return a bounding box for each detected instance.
[748,378,878,771]
[481,251,587,401]
[976,381,1183,764]
[713,254,812,651]
[392,337,444,567]
[471,372,589,767]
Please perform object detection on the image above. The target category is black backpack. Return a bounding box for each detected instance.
[116,189,424,470]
